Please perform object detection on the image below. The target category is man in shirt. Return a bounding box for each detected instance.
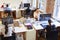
[4,4,11,16]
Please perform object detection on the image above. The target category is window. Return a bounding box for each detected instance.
[32,0,36,8]
[38,0,47,13]
[53,0,60,20]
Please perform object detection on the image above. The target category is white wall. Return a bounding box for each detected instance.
[53,0,60,21]
[0,0,31,8]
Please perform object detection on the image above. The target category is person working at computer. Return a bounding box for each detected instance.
[45,19,58,40]
[4,4,12,16]
[33,8,43,20]
[1,22,16,40]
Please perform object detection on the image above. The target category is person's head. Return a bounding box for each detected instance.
[48,19,51,26]
[6,4,9,7]
[34,8,40,13]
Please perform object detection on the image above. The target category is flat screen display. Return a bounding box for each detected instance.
[24,3,30,7]
[39,14,51,21]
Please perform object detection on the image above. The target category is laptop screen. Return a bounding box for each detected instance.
[39,14,51,21]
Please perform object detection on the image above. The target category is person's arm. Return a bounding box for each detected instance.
[33,12,38,19]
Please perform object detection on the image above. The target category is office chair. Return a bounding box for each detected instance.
[46,30,58,40]
[24,7,31,17]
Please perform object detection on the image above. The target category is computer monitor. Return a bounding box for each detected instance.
[2,17,13,25]
[24,3,30,7]
[39,14,51,21]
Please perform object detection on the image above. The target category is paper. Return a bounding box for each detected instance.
[14,27,27,33]
[33,24,43,30]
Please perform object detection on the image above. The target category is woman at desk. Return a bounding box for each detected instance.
[1,22,16,40]
[45,19,58,40]
[33,8,43,20]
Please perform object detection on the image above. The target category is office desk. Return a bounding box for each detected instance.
[51,18,60,27]
[33,23,44,40]
[14,24,27,40]
[0,7,35,19]
[0,8,27,19]
[0,8,16,19]
[33,18,60,40]
[14,19,36,40]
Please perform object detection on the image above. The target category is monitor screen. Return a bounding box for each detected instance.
[24,3,30,7]
[2,17,13,25]
[39,14,51,21]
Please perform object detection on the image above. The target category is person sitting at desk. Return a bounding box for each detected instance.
[33,8,43,20]
[45,19,58,40]
[4,4,12,16]
[2,22,16,40]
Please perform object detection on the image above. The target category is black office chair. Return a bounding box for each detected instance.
[46,30,58,40]
[24,7,31,18]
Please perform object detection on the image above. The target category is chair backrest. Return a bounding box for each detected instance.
[2,16,13,25]
[46,30,58,40]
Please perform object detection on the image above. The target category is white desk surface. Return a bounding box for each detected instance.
[13,18,60,31]
[32,18,60,30]
[0,7,35,12]
[11,8,26,11]
[0,18,60,33]
[14,24,27,33]
[13,19,20,21]
[33,24,44,30]
[0,8,27,11]
[51,18,60,27]
[14,21,35,33]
